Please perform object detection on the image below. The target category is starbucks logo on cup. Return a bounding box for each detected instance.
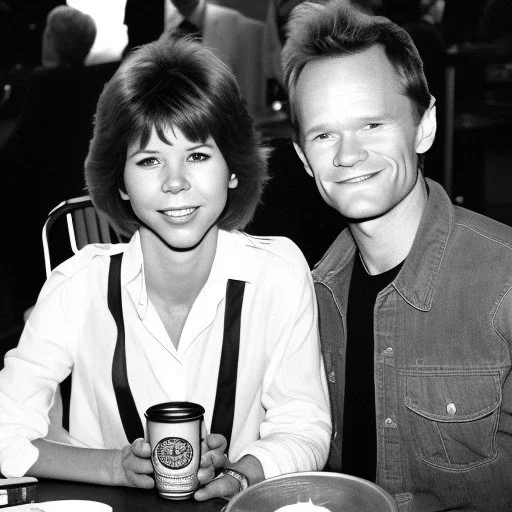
[153,437,194,470]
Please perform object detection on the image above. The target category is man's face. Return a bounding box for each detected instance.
[293,45,435,222]
[41,25,59,68]
[171,0,200,17]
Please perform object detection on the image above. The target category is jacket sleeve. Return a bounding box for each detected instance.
[236,243,331,477]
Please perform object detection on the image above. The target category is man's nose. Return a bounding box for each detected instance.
[333,133,369,168]
[161,164,191,194]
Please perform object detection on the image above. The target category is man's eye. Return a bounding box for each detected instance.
[364,123,382,131]
[136,157,160,167]
[313,133,331,141]
[187,152,209,162]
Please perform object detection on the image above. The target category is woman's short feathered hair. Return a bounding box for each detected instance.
[85,35,269,236]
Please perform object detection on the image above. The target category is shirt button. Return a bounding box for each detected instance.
[447,403,457,415]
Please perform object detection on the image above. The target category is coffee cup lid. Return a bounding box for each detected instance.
[145,401,205,423]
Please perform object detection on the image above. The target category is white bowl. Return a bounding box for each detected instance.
[225,472,398,512]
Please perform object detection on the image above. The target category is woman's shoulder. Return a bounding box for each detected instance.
[39,241,132,302]
[52,242,128,279]
[227,231,310,275]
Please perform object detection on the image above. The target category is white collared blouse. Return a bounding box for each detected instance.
[0,230,330,478]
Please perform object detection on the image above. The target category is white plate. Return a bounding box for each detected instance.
[6,500,112,512]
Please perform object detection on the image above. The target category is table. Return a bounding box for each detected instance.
[35,479,227,511]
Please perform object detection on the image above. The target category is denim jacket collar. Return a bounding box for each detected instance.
[313,178,454,312]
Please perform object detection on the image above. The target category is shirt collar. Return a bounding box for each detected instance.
[122,231,149,320]
[313,178,454,312]
[121,230,254,320]
[393,178,454,311]
[199,230,254,299]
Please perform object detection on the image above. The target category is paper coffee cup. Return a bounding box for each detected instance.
[145,402,205,500]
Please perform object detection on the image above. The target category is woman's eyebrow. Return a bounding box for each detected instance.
[187,142,214,151]
[128,148,160,159]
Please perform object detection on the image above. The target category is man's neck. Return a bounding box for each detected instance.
[185,0,207,28]
[349,176,428,275]
[422,14,436,25]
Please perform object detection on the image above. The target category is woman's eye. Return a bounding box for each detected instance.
[136,157,160,167]
[187,152,209,162]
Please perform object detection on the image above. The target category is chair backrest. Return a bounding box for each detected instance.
[42,195,123,277]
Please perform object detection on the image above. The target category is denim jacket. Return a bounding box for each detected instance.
[313,179,512,511]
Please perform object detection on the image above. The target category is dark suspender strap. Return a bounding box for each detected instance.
[211,279,246,451]
[108,253,145,444]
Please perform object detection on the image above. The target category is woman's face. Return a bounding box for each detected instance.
[121,125,237,251]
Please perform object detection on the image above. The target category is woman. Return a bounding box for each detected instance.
[0,35,330,500]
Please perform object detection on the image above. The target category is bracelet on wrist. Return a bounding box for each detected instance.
[220,467,250,494]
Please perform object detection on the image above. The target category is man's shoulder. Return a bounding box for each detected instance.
[452,206,512,254]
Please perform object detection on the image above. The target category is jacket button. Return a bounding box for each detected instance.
[447,403,456,415]
[328,371,335,383]
[383,347,393,355]
[384,417,396,426]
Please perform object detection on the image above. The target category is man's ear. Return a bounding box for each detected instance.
[293,141,314,177]
[416,95,437,155]
[119,189,129,200]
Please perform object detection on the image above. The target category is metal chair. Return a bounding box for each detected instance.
[38,196,124,431]
[42,195,124,277]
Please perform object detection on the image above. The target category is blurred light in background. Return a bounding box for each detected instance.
[67,0,128,65]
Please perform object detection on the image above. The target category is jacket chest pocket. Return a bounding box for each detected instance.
[403,372,501,470]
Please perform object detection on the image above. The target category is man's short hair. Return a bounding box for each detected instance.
[46,6,96,66]
[282,0,431,142]
[85,35,269,236]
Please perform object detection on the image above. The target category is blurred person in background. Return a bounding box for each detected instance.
[402,0,446,183]
[478,0,512,46]
[0,5,118,323]
[41,5,96,68]
[124,0,266,116]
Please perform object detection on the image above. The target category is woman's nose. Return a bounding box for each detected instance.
[161,165,191,194]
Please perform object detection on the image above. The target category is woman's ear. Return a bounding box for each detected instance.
[228,173,238,189]
[119,189,129,200]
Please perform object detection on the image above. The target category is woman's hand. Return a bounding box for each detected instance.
[112,438,154,488]
[194,429,230,500]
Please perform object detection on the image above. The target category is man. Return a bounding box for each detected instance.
[282,1,512,509]
[124,0,266,116]
[41,5,96,68]
[0,5,117,321]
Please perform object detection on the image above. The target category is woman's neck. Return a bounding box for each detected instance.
[140,225,219,307]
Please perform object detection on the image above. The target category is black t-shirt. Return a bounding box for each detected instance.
[341,253,403,482]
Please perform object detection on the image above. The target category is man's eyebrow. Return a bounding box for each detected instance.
[304,112,396,135]
[304,123,334,137]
